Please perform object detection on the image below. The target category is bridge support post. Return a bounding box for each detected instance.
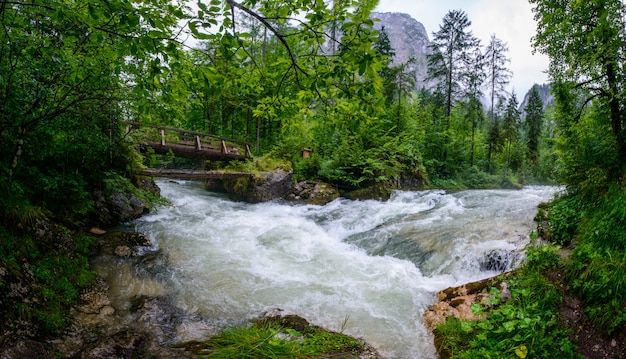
[221,140,228,154]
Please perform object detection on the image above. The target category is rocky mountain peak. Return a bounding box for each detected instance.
[371,11,432,87]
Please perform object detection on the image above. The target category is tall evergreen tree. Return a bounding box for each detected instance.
[486,97,506,172]
[503,92,521,168]
[463,45,486,167]
[524,85,544,168]
[484,34,512,124]
[427,10,478,118]
[375,26,397,105]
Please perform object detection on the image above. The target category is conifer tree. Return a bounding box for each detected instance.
[503,92,521,168]
[484,34,512,124]
[524,85,544,168]
[427,10,478,118]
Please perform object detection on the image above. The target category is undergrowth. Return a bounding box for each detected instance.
[0,226,96,334]
[564,184,626,334]
[434,245,580,359]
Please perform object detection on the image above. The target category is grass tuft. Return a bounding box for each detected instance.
[175,320,363,358]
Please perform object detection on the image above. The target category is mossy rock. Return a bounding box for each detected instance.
[343,184,394,201]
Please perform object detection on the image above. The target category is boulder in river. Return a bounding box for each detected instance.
[286,180,340,205]
[223,168,294,203]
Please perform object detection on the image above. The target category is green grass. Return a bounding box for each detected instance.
[175,320,363,358]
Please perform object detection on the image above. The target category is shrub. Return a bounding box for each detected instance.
[434,262,578,358]
[547,195,583,246]
[524,244,561,272]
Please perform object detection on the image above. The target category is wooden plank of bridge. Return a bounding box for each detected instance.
[123,121,253,160]
[140,168,252,179]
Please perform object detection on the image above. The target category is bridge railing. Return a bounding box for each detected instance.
[123,121,252,159]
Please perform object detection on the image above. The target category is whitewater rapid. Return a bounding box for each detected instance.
[97,181,558,358]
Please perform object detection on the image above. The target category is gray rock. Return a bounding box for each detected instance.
[287,181,339,205]
[92,190,148,226]
[78,330,144,359]
[371,12,433,89]
[0,336,55,359]
[223,168,294,203]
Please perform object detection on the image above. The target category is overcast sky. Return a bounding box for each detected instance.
[374,0,550,97]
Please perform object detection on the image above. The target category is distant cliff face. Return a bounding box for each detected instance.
[519,83,554,118]
[371,12,432,88]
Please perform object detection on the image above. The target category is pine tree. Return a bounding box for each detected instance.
[524,85,544,168]
[463,45,486,167]
[375,26,397,105]
[484,35,512,124]
[503,92,521,168]
[427,10,478,118]
[486,97,506,173]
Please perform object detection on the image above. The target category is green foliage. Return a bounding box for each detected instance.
[569,248,626,334]
[530,0,626,171]
[225,155,292,175]
[427,9,478,117]
[434,270,579,359]
[563,184,626,333]
[177,321,363,358]
[524,85,545,171]
[576,185,626,251]
[315,133,425,189]
[102,171,164,208]
[0,227,97,335]
[542,183,626,334]
[546,195,583,246]
[524,244,561,272]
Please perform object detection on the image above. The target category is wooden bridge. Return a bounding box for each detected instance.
[124,121,252,161]
[138,168,252,179]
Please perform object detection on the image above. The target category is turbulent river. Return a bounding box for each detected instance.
[95,180,558,358]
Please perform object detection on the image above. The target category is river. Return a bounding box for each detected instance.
[95,180,558,358]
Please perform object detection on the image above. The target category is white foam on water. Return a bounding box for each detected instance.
[115,181,559,358]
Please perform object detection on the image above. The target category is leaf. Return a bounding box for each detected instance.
[286,328,302,337]
[515,345,528,358]
[460,321,474,333]
[470,302,483,315]
[358,61,366,76]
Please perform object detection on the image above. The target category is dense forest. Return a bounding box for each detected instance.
[0,0,625,357]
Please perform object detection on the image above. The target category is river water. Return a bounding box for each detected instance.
[96,180,558,358]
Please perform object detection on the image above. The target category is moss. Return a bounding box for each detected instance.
[225,155,292,175]
[343,184,394,201]
[0,225,97,336]
[174,316,365,358]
